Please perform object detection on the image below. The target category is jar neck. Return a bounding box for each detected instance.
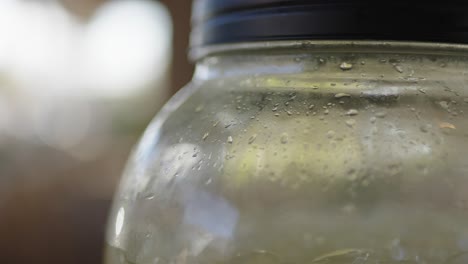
[192,40,468,82]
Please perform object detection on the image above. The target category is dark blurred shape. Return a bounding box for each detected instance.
[160,0,194,93]
[0,1,193,264]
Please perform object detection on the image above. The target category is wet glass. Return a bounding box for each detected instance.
[105,41,468,264]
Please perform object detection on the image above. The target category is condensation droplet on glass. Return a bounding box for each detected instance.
[342,203,356,213]
[375,111,387,118]
[324,109,329,115]
[280,133,288,144]
[440,122,456,129]
[346,109,359,116]
[327,130,335,139]
[340,62,353,70]
[202,132,209,140]
[195,105,204,112]
[227,136,233,144]
[420,124,431,133]
[335,93,351,98]
[143,193,155,200]
[248,134,257,144]
[439,100,450,110]
[346,119,356,127]
[393,64,404,73]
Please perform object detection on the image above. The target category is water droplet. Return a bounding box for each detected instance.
[375,111,387,118]
[312,249,370,263]
[342,203,356,213]
[143,193,155,200]
[227,136,233,144]
[213,121,219,127]
[286,110,293,116]
[324,109,329,115]
[319,58,325,63]
[195,105,204,112]
[274,113,280,117]
[440,122,456,129]
[340,62,353,70]
[370,117,377,124]
[393,64,404,73]
[346,109,359,116]
[248,134,257,144]
[360,61,366,65]
[439,100,450,110]
[272,106,278,111]
[280,133,288,144]
[345,119,356,127]
[327,130,336,139]
[420,124,431,133]
[202,132,209,140]
[335,93,351,98]
[418,88,427,94]
[463,98,468,103]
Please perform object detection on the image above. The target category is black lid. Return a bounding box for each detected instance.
[191,0,468,48]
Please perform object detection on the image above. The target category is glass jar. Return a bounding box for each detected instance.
[105,0,468,263]
[105,40,468,264]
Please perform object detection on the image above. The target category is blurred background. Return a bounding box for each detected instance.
[0,0,193,263]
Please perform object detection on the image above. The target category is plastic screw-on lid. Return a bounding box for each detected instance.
[191,0,468,47]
